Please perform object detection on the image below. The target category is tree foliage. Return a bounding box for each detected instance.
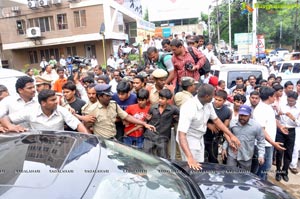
[143,8,149,21]
[209,0,299,49]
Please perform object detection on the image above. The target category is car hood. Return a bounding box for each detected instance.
[172,161,295,199]
[0,131,101,198]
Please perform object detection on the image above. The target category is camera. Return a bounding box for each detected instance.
[185,62,193,71]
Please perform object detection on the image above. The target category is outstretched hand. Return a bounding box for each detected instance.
[144,123,156,132]
[7,124,27,133]
[187,157,202,170]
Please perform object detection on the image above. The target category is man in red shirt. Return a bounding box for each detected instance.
[124,89,151,149]
[170,39,206,92]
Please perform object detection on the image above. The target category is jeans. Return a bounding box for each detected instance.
[227,155,252,171]
[256,146,273,181]
[67,64,73,74]
[123,136,144,149]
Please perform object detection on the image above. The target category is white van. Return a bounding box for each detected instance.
[276,60,300,73]
[210,64,269,89]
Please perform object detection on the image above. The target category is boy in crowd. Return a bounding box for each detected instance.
[204,90,232,163]
[143,89,179,158]
[112,81,137,141]
[123,89,151,149]
[61,81,86,131]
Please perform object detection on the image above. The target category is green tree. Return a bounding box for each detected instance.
[209,0,299,49]
[143,8,149,21]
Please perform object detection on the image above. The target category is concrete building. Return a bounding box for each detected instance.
[146,0,204,38]
[0,0,154,70]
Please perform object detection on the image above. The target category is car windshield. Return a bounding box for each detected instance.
[91,139,195,199]
[227,70,263,89]
[293,63,300,73]
[0,132,100,188]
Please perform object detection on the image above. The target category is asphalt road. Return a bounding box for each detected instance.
[268,160,300,199]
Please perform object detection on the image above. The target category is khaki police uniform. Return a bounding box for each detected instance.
[174,90,193,108]
[147,69,174,105]
[174,76,197,108]
[92,101,128,138]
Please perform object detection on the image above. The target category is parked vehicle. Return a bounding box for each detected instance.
[0,68,26,97]
[0,131,295,199]
[279,73,300,87]
[210,64,269,89]
[276,60,300,73]
[283,52,300,61]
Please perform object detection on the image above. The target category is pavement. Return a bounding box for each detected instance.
[268,159,300,199]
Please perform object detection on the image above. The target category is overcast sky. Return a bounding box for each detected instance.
[141,0,213,21]
[141,0,213,14]
[12,0,213,17]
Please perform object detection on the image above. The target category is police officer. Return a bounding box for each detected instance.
[92,84,156,139]
[174,77,198,108]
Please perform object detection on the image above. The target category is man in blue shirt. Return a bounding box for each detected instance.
[222,105,265,171]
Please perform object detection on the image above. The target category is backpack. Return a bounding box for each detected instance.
[187,47,211,76]
[159,53,172,73]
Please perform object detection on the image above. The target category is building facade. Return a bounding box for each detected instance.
[0,0,152,70]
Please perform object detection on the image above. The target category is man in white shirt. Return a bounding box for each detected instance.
[141,39,150,64]
[0,76,37,129]
[42,65,58,84]
[1,89,88,133]
[155,37,163,51]
[275,91,300,182]
[90,55,98,68]
[202,42,222,65]
[59,54,66,68]
[177,83,241,170]
[253,86,287,181]
[107,54,116,69]
[109,70,122,93]
[40,57,48,72]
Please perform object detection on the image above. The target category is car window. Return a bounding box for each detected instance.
[292,53,300,60]
[227,71,263,89]
[276,63,281,69]
[292,63,300,73]
[210,70,219,77]
[281,63,291,72]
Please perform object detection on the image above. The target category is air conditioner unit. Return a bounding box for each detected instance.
[52,0,61,5]
[28,0,38,9]
[11,6,20,12]
[26,27,41,38]
[39,0,50,7]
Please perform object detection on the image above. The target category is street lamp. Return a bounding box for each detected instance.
[208,5,212,42]
[99,23,107,67]
[228,0,232,54]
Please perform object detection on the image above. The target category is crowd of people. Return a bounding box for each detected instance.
[0,34,299,183]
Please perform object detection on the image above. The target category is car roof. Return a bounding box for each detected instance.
[278,73,300,86]
[212,64,268,72]
[277,60,300,64]
[0,68,25,79]
[0,68,27,97]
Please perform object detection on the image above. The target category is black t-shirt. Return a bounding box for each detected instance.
[69,98,86,115]
[204,104,232,142]
[65,98,86,131]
